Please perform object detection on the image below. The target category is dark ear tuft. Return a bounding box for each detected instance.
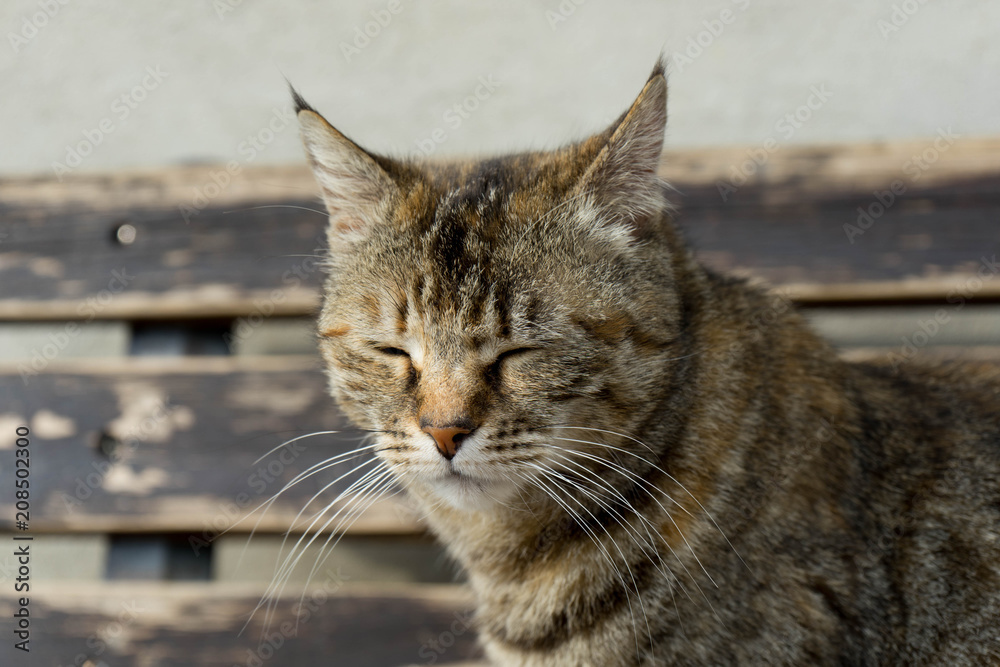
[287,82,317,115]
[649,54,666,81]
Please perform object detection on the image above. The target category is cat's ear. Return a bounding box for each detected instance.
[572,59,667,237]
[293,89,398,249]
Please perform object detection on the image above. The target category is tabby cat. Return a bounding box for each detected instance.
[292,61,1000,665]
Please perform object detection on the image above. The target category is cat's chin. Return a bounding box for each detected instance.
[424,471,517,513]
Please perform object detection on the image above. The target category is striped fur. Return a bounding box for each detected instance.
[296,61,1000,665]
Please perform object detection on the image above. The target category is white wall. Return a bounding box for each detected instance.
[1,0,996,176]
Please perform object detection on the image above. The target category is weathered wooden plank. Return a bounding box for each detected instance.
[680,198,1000,300]
[1,139,998,319]
[838,346,1000,364]
[1,349,997,536]
[0,322,129,361]
[0,194,325,319]
[804,306,1000,349]
[0,357,421,535]
[213,534,457,585]
[0,165,318,320]
[0,582,481,667]
[658,138,1000,200]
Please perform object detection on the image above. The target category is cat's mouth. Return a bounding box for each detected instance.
[433,470,488,505]
[438,465,488,488]
[441,467,478,483]
[428,463,517,510]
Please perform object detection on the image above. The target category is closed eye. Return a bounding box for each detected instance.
[491,347,536,370]
[376,346,410,357]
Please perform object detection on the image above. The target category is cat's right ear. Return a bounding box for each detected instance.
[293,89,398,249]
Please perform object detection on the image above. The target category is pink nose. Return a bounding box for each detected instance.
[422,425,472,460]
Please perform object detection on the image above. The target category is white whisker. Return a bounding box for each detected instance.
[546,440,717,591]
[233,443,381,575]
[225,204,330,217]
[246,460,389,635]
[253,430,342,466]
[544,451,695,604]
[552,431,748,576]
[524,465,650,661]
[293,473,399,632]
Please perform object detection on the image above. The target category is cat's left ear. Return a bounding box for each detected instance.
[293,89,398,250]
[573,59,667,237]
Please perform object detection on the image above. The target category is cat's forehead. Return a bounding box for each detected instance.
[419,148,596,219]
[377,157,566,282]
[331,145,630,336]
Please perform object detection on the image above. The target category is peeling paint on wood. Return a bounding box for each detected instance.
[1,141,999,319]
[0,360,420,535]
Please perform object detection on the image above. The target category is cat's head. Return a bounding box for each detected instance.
[297,61,686,512]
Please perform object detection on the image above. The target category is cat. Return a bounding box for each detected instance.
[291,60,1000,665]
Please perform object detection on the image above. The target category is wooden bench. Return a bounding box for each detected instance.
[1,137,998,666]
